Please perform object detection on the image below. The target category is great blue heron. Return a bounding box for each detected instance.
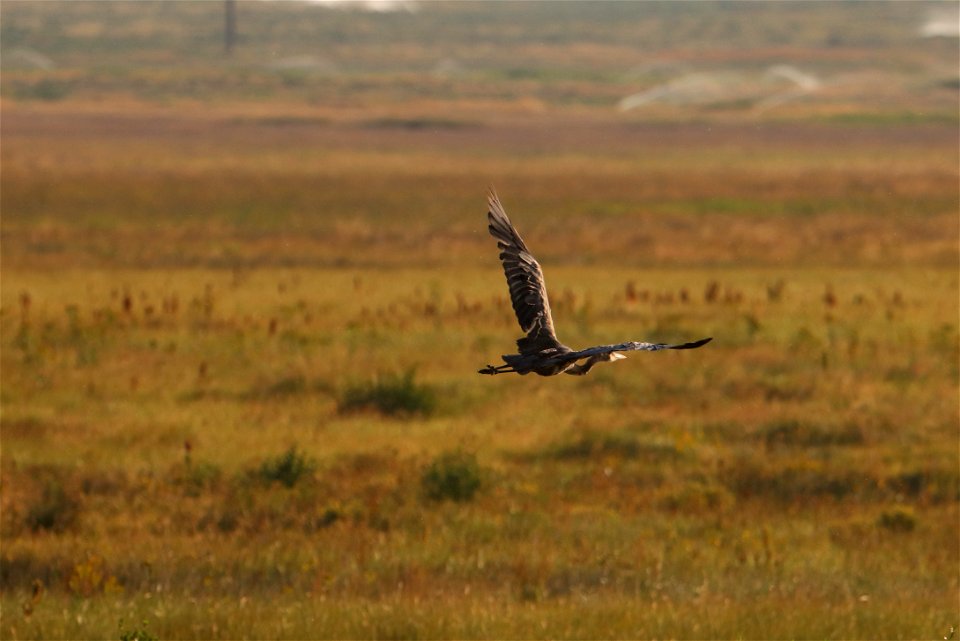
[479,191,712,376]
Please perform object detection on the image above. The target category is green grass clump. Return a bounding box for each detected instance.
[421,450,483,502]
[877,506,917,532]
[258,446,314,488]
[659,480,734,512]
[178,461,222,497]
[26,475,79,533]
[339,369,436,417]
[537,428,681,462]
[761,419,865,447]
[885,468,960,503]
[118,619,158,641]
[255,374,308,398]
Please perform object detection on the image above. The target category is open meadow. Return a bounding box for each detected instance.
[2,2,959,639]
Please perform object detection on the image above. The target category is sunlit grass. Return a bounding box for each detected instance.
[2,259,957,638]
[1,55,958,637]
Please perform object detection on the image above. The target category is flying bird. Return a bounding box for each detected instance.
[479,191,712,376]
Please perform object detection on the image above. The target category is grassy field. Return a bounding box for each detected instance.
[2,2,959,639]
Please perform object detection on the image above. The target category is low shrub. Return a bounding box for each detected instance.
[877,506,917,532]
[118,618,158,641]
[339,369,436,417]
[258,446,313,488]
[422,450,482,502]
[26,476,79,533]
[242,374,309,400]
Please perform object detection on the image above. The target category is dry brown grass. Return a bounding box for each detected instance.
[3,106,956,273]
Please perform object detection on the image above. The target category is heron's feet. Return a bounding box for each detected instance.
[478,364,499,375]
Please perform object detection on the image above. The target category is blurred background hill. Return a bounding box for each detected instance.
[2,0,957,117]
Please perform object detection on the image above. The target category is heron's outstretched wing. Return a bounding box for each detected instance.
[568,337,713,360]
[487,191,563,355]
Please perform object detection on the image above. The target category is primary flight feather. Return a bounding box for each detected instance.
[479,191,712,377]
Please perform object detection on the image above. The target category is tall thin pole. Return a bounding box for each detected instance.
[224,0,236,56]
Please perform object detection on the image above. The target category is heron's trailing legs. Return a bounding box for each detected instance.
[478,363,516,375]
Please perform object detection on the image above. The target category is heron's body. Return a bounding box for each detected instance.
[479,192,711,376]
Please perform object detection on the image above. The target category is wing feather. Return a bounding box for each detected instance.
[567,337,713,360]
[487,191,562,354]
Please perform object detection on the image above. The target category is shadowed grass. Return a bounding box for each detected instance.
[339,369,438,417]
[421,450,483,502]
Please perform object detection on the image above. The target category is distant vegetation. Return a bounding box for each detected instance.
[1,1,957,116]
